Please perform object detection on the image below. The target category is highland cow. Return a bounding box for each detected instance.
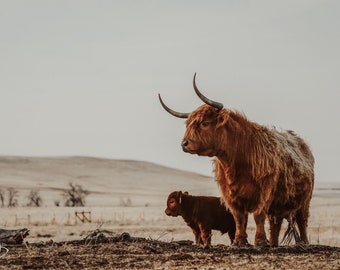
[159,73,314,247]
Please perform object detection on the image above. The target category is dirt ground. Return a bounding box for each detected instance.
[1,232,339,270]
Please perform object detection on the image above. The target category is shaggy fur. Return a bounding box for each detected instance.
[182,105,314,247]
[165,191,236,247]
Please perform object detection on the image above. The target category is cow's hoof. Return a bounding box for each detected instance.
[231,240,251,247]
[255,240,269,248]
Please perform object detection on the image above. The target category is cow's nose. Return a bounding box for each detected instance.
[181,140,188,148]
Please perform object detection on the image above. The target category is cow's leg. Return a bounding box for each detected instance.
[232,211,248,246]
[296,207,309,244]
[198,223,212,248]
[253,210,268,246]
[269,215,283,247]
[295,175,313,244]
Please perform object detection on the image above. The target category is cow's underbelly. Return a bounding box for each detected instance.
[223,180,261,213]
[268,200,300,218]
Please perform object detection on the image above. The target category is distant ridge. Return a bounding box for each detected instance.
[0,156,218,206]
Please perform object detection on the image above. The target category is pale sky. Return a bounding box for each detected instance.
[0,1,339,183]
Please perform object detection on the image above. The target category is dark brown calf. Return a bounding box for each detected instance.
[165,191,236,248]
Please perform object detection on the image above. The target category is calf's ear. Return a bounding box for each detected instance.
[183,191,189,195]
[178,191,182,204]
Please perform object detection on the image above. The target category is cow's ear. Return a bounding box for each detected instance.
[217,110,229,128]
[183,191,189,195]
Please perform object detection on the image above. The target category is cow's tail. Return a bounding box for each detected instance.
[281,215,301,245]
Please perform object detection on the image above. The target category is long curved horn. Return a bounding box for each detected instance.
[158,94,189,119]
[193,73,223,110]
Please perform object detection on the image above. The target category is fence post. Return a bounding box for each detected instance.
[75,211,91,224]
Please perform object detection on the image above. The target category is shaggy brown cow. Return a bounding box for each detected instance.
[165,191,236,247]
[159,73,314,247]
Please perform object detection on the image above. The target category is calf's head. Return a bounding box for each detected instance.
[165,191,188,217]
[159,73,229,157]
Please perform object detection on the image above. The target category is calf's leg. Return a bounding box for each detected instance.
[227,225,236,244]
[190,225,203,245]
[198,223,212,248]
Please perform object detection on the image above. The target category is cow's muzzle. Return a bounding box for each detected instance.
[181,140,189,152]
[165,209,171,216]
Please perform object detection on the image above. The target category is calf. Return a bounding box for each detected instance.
[165,191,236,248]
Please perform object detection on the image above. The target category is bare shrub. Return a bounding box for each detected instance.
[0,188,5,207]
[119,197,132,207]
[54,200,60,207]
[27,189,42,207]
[7,187,18,207]
[63,183,90,207]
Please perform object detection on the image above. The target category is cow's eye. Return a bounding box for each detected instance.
[201,121,209,127]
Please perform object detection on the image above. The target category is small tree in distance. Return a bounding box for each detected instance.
[0,188,5,207]
[63,182,90,207]
[7,187,18,207]
[27,189,42,207]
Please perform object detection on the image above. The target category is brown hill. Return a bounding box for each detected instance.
[0,156,219,207]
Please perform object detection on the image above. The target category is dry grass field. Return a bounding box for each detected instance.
[0,156,339,269]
